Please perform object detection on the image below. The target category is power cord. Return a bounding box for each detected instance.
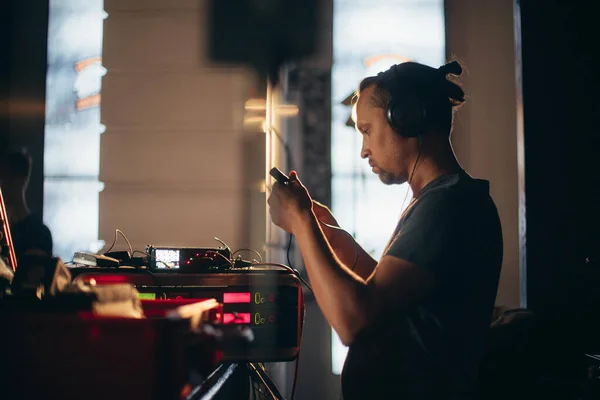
[248,362,284,399]
[233,248,263,263]
[249,262,313,294]
[104,228,133,256]
[212,251,235,269]
[112,233,306,399]
[252,258,308,400]
[286,234,294,273]
[213,237,231,257]
[290,279,306,400]
[280,212,361,400]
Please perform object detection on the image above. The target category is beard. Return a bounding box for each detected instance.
[375,167,408,185]
[377,170,395,185]
[376,167,406,185]
[374,146,410,185]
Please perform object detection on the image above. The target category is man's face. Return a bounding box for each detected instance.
[355,85,414,185]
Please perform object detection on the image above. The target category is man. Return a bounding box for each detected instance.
[268,61,503,399]
[0,148,53,260]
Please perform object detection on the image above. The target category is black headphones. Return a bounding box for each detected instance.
[379,64,427,138]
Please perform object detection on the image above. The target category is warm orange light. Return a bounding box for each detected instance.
[75,56,102,72]
[364,54,412,68]
[245,98,298,116]
[276,104,299,117]
[76,94,101,110]
[245,98,267,111]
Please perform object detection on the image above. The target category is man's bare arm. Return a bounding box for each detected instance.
[313,201,377,280]
[320,224,377,280]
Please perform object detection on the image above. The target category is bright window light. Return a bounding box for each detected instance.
[44,0,106,261]
[331,0,446,376]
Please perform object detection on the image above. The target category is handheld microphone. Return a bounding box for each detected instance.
[269,167,290,186]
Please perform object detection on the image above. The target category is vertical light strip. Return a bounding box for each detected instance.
[44,0,106,261]
[330,0,446,375]
[513,0,527,308]
[265,79,274,262]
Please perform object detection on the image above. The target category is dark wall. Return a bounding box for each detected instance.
[519,0,600,313]
[0,0,49,217]
[0,2,12,149]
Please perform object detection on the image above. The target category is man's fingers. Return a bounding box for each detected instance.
[312,200,330,214]
[289,171,304,187]
[313,200,326,209]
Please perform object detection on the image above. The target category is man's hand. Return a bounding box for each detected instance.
[268,171,313,234]
[312,200,339,227]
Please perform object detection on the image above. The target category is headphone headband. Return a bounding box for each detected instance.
[379,64,426,138]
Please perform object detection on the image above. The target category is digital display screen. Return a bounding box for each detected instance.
[223,312,251,324]
[138,293,156,300]
[154,249,180,269]
[223,292,251,303]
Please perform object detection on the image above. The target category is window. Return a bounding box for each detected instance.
[331,0,446,375]
[44,0,107,260]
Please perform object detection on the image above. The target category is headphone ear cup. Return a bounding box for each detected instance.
[386,100,424,138]
[386,102,401,134]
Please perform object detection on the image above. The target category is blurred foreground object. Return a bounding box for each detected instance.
[208,0,319,84]
[0,258,242,400]
[0,186,18,273]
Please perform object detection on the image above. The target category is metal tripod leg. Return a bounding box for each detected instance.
[247,362,285,400]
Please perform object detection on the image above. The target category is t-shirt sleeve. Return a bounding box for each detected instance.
[384,192,461,275]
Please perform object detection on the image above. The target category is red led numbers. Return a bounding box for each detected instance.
[223,313,251,324]
[223,292,251,304]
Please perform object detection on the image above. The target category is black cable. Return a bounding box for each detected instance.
[286,234,294,272]
[211,237,239,268]
[399,134,423,214]
[213,237,231,256]
[248,363,276,400]
[248,363,283,400]
[290,346,301,400]
[270,126,294,170]
[233,248,263,262]
[284,233,305,400]
[212,251,234,268]
[119,229,133,256]
[131,250,149,260]
[290,283,306,400]
[252,262,313,294]
[104,229,118,253]
[248,364,257,400]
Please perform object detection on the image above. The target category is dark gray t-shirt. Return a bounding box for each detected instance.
[341,172,503,400]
